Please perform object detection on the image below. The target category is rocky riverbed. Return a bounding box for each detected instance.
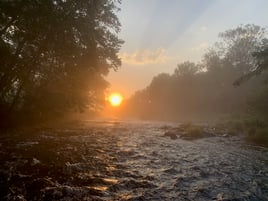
[0,120,268,200]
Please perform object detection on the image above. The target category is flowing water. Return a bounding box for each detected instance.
[1,120,268,200]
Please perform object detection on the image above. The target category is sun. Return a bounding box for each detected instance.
[108,93,123,107]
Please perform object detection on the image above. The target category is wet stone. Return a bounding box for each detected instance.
[163,132,178,140]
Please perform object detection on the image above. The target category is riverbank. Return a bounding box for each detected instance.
[161,120,268,147]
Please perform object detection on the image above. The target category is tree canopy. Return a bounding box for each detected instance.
[122,24,268,121]
[0,0,123,123]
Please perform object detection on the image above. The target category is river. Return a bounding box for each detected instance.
[0,120,268,200]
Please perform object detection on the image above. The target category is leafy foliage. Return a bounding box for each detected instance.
[123,24,268,121]
[234,47,268,86]
[0,0,123,124]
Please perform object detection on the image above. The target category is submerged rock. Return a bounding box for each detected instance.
[163,132,178,140]
[163,124,216,140]
[31,158,41,166]
[180,130,214,140]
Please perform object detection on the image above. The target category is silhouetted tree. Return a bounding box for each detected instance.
[173,61,200,77]
[234,47,268,86]
[123,24,268,121]
[0,0,123,123]
[234,46,268,120]
[213,24,266,72]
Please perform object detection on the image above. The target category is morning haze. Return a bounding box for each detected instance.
[107,0,268,97]
[1,0,268,200]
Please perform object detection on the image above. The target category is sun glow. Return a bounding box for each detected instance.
[108,93,123,107]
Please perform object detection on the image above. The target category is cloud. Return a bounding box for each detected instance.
[191,42,209,52]
[119,48,171,65]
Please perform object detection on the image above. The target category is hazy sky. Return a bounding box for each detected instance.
[106,0,268,98]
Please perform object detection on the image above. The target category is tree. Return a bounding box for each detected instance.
[233,46,268,121]
[122,25,268,121]
[205,24,267,73]
[173,61,200,77]
[0,0,123,122]
[234,46,268,86]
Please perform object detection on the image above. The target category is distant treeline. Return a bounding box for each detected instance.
[0,0,123,127]
[122,24,268,122]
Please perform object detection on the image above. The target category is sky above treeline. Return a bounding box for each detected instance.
[106,0,268,98]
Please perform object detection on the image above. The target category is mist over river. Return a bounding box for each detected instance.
[1,120,268,200]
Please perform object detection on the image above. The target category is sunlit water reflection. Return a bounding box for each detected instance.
[1,120,268,200]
